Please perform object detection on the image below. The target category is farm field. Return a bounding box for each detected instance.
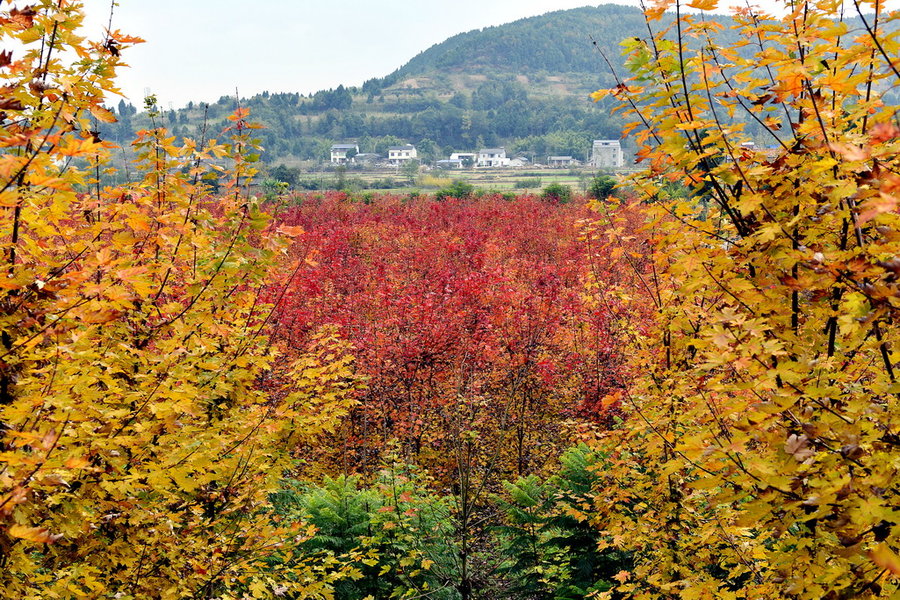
[274,165,632,194]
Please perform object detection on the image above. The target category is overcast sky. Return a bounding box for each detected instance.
[78,0,840,109]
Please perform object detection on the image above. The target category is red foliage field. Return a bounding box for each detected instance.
[267,192,638,479]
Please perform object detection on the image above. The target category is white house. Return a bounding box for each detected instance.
[330,143,359,164]
[477,148,510,168]
[450,152,477,165]
[590,140,624,169]
[388,145,417,165]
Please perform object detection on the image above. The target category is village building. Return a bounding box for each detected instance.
[388,144,418,165]
[436,158,464,169]
[354,153,381,165]
[548,155,577,168]
[330,143,359,164]
[589,140,624,169]
[450,152,477,164]
[477,148,510,168]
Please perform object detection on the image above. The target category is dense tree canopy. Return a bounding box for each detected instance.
[586,0,900,597]
[0,5,355,597]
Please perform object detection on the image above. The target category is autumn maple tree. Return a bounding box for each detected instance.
[587,0,900,598]
[0,3,356,598]
[267,194,629,482]
[265,193,638,597]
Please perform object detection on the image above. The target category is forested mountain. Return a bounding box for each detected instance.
[96,5,653,164]
[401,5,641,72]
[366,4,681,95]
[98,4,877,166]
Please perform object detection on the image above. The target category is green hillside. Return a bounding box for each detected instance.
[402,5,641,72]
[368,4,657,97]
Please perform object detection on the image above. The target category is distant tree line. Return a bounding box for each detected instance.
[100,79,623,164]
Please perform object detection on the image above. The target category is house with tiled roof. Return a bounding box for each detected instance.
[330,143,359,164]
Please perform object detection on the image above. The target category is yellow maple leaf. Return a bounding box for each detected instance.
[613,570,631,583]
[8,525,62,544]
[870,543,900,575]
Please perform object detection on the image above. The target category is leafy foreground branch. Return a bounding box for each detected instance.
[0,4,357,598]
[587,0,900,598]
